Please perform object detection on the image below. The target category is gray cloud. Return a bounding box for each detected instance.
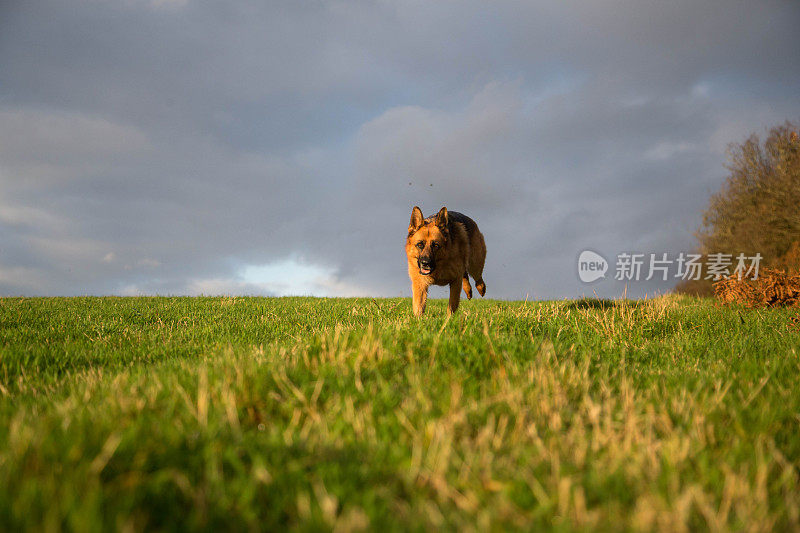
[1,0,798,298]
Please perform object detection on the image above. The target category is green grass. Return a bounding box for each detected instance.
[1,295,799,531]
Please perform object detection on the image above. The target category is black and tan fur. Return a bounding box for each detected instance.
[405,206,486,316]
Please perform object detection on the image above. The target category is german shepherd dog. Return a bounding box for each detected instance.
[406,206,486,316]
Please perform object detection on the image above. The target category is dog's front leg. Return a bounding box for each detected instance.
[412,282,428,317]
[447,280,461,315]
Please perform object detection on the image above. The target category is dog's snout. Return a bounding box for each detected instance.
[419,256,432,267]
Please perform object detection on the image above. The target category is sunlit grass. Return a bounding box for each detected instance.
[1,295,799,530]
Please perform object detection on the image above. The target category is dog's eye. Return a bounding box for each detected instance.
[432,242,439,249]
[416,242,424,249]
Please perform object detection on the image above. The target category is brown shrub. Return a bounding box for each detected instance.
[713,268,800,308]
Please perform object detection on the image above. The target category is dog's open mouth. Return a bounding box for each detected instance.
[418,260,434,276]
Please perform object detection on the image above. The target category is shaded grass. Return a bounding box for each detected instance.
[1,295,799,531]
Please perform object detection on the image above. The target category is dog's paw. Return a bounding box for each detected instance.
[475,281,486,297]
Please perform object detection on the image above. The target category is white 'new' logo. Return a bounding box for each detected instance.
[578,250,608,283]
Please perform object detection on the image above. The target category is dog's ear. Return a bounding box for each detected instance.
[409,206,424,232]
[435,206,448,228]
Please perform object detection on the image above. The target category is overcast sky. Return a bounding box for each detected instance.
[1,0,799,300]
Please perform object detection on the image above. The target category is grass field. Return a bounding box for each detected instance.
[1,295,799,531]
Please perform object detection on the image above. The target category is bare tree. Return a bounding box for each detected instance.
[676,121,800,295]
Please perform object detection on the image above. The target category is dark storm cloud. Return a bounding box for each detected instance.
[1,0,798,298]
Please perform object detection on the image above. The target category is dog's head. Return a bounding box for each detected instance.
[406,206,450,276]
